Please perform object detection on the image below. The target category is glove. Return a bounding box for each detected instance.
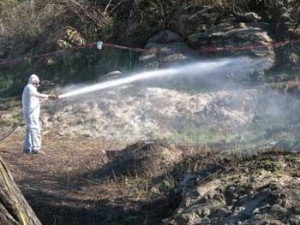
[48,94,59,100]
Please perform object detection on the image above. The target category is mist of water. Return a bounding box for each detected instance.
[50,56,300,151]
[58,57,271,99]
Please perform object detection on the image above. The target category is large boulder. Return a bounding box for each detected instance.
[187,23,275,62]
[139,30,198,68]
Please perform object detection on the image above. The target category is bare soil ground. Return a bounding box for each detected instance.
[0,131,172,225]
[1,129,300,225]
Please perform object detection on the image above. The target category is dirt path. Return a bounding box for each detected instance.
[1,131,159,225]
[0,129,157,225]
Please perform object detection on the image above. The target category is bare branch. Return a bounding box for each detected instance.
[104,0,113,14]
[109,0,127,14]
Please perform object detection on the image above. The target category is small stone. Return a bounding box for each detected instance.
[197,207,211,217]
[237,22,247,28]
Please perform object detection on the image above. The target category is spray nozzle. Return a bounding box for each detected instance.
[48,93,59,101]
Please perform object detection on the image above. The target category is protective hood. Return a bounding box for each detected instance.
[28,74,40,84]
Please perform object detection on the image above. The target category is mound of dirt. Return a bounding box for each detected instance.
[104,141,182,177]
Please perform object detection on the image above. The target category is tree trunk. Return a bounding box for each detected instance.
[0,156,42,225]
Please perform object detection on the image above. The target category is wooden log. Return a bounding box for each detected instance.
[0,156,42,225]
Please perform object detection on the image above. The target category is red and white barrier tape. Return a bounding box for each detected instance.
[0,39,299,66]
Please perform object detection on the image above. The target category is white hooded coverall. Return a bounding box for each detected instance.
[22,75,48,153]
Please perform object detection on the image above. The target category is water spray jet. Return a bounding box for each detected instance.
[58,57,271,99]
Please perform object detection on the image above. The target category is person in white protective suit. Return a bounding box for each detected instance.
[22,74,55,154]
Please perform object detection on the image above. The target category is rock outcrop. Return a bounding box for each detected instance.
[163,150,300,225]
[140,2,299,70]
